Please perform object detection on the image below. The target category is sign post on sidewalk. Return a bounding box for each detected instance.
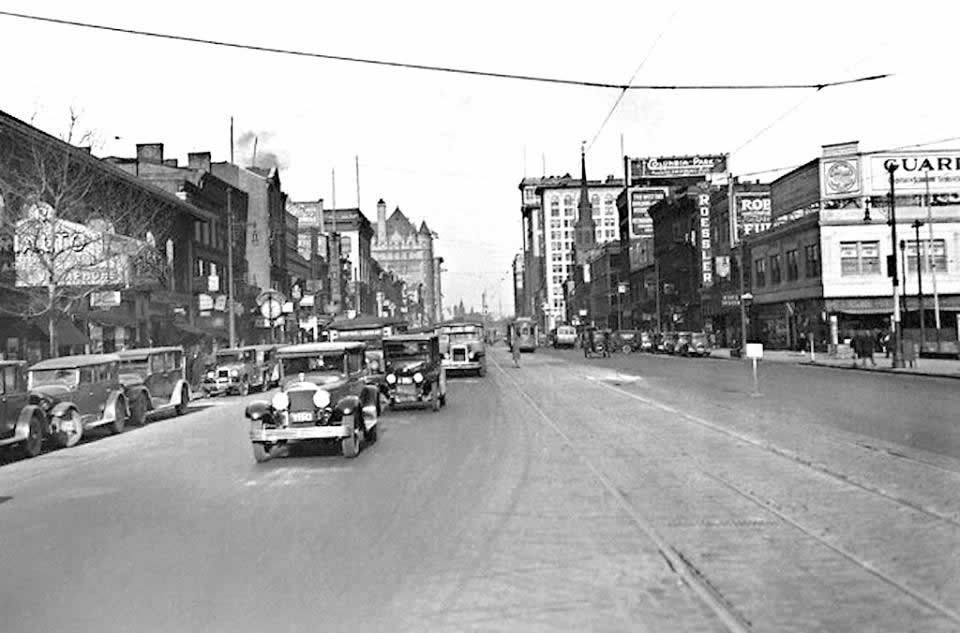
[745,343,763,396]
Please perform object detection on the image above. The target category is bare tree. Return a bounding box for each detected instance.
[0,112,175,356]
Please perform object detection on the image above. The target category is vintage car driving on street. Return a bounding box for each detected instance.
[678,331,712,357]
[553,324,577,349]
[27,354,129,448]
[583,326,611,358]
[382,333,447,411]
[244,342,380,462]
[117,347,191,424]
[202,344,277,397]
[438,320,486,376]
[0,360,47,459]
[323,316,408,402]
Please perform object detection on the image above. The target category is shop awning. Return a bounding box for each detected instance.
[85,309,134,327]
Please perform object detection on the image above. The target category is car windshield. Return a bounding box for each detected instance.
[385,341,431,361]
[216,351,243,363]
[29,368,79,389]
[281,353,345,377]
[119,359,149,376]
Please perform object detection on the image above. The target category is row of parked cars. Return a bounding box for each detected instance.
[0,347,193,459]
[583,330,714,357]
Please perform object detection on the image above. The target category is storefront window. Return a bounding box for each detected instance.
[840,241,880,276]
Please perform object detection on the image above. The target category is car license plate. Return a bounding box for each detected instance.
[399,377,413,384]
[61,420,76,432]
[290,412,314,422]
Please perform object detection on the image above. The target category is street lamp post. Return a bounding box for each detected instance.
[886,163,904,368]
[912,219,925,353]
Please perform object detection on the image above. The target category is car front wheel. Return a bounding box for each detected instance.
[431,382,440,412]
[341,413,362,458]
[131,395,149,426]
[54,410,83,448]
[175,387,189,416]
[18,414,44,458]
[110,398,127,434]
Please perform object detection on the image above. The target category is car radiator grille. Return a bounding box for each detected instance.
[218,369,230,379]
[452,347,467,362]
[287,391,318,425]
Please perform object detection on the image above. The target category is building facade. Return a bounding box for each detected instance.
[371,198,438,326]
[746,141,960,350]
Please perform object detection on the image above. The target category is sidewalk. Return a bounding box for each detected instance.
[710,347,960,380]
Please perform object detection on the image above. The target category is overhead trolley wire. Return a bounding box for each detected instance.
[0,10,890,92]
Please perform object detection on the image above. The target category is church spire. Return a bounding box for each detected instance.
[574,141,596,266]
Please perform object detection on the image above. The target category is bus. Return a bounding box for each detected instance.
[508,317,538,353]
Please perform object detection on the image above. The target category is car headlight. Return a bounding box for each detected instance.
[230,369,240,378]
[369,361,380,372]
[271,391,290,410]
[205,371,215,379]
[313,389,331,408]
[386,374,397,384]
[413,372,424,383]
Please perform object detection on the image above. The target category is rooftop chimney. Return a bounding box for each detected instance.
[136,143,164,165]
[188,152,212,173]
[377,198,387,244]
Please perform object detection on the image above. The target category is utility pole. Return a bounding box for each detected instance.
[226,188,237,348]
[912,219,925,354]
[887,163,904,368]
[355,155,361,209]
[655,259,662,332]
[924,170,941,333]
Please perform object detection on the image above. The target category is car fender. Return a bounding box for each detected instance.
[245,400,273,422]
[359,387,379,426]
[171,379,190,406]
[335,395,362,421]
[15,404,46,437]
[125,384,152,409]
[50,401,78,420]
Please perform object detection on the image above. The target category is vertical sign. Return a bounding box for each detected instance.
[699,192,712,286]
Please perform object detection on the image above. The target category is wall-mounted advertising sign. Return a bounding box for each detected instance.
[868,152,960,194]
[733,192,772,244]
[821,157,862,199]
[698,191,713,287]
[629,187,668,239]
[631,154,727,181]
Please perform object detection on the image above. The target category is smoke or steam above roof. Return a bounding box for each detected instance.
[236,129,288,170]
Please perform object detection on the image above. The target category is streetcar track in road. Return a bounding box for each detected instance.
[490,354,754,633]
[701,469,960,626]
[589,378,960,529]
[575,370,960,628]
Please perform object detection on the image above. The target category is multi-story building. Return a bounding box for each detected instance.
[529,170,623,332]
[371,198,439,326]
[586,240,623,329]
[0,111,215,358]
[107,144,250,339]
[702,181,770,346]
[745,140,960,350]
[210,162,287,294]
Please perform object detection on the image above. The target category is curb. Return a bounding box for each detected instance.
[796,360,960,380]
[706,352,960,380]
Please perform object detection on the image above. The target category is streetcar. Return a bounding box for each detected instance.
[507,317,539,353]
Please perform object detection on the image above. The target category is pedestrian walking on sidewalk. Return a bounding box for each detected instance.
[511,335,521,368]
[861,331,877,367]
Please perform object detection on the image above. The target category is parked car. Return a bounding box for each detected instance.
[27,354,128,448]
[661,332,680,355]
[614,330,641,353]
[583,326,611,358]
[553,325,577,349]
[382,333,447,411]
[675,332,693,355]
[682,332,713,357]
[117,347,191,424]
[639,331,654,353]
[0,360,47,458]
[202,345,276,396]
[438,320,487,376]
[245,342,381,462]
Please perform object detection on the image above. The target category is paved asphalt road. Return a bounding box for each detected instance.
[1,346,958,632]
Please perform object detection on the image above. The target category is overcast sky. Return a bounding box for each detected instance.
[1,1,957,315]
